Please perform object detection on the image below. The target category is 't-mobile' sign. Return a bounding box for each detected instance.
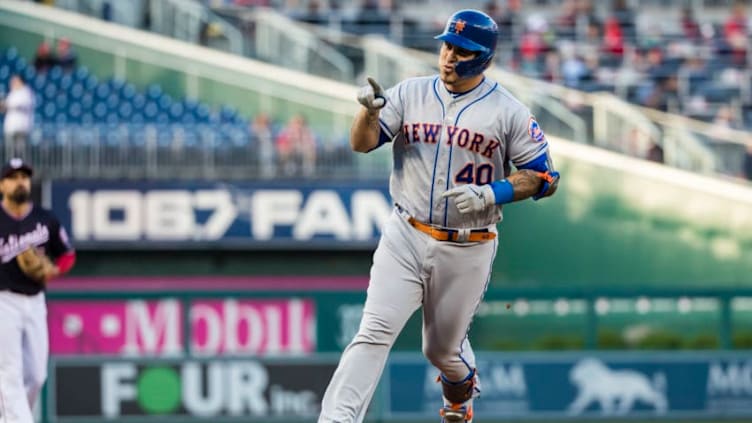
[48,298,315,356]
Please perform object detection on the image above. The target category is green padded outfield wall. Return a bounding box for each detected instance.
[495,139,752,288]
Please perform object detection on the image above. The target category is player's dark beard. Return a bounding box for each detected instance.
[9,187,30,204]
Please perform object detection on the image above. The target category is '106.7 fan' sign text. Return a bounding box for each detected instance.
[50,182,393,247]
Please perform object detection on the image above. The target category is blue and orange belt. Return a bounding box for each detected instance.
[407,217,496,243]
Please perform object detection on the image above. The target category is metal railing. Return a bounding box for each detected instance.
[252,8,354,82]
[13,123,388,181]
[50,0,245,55]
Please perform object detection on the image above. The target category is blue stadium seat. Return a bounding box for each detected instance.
[32,73,47,91]
[144,101,159,120]
[108,78,126,93]
[158,93,172,111]
[93,103,108,119]
[74,67,89,82]
[131,93,146,110]
[146,84,162,100]
[55,94,68,109]
[219,106,237,123]
[105,93,119,110]
[81,113,94,125]
[122,83,136,100]
[95,84,111,100]
[155,112,170,125]
[13,57,27,74]
[54,114,67,124]
[169,102,184,120]
[59,74,73,91]
[83,74,98,91]
[68,103,82,123]
[42,103,56,119]
[48,66,63,82]
[43,84,57,99]
[22,66,35,82]
[181,114,196,125]
[0,65,10,83]
[183,98,198,114]
[195,104,210,123]
[69,82,84,99]
[3,47,19,63]
[131,113,145,125]
[118,102,134,119]
[80,94,94,110]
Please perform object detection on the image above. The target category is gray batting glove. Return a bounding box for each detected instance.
[442,184,495,214]
[357,77,386,111]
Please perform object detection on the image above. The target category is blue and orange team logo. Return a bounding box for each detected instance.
[454,20,466,34]
[528,117,546,142]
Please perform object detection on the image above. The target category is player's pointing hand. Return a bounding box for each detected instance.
[357,77,386,111]
[442,184,496,214]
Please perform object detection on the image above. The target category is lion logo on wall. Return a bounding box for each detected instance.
[567,358,668,415]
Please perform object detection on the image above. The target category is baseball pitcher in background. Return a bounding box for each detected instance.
[0,158,76,423]
[318,9,559,423]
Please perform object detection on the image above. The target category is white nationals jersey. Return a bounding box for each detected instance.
[376,75,550,229]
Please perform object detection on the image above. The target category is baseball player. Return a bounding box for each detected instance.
[319,9,559,423]
[0,158,76,423]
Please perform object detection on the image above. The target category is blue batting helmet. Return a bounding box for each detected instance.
[434,9,499,78]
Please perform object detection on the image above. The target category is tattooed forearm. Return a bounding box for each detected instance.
[507,169,544,201]
[350,108,382,153]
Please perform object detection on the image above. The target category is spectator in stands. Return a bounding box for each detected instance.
[680,6,701,41]
[0,75,35,159]
[710,105,743,139]
[610,0,636,40]
[251,113,276,178]
[744,142,752,181]
[55,38,78,72]
[601,16,625,66]
[297,0,328,25]
[33,41,56,74]
[559,42,590,88]
[555,0,578,39]
[578,19,601,61]
[646,140,664,164]
[574,0,600,34]
[276,114,317,177]
[517,14,553,78]
[722,1,748,67]
[485,0,517,41]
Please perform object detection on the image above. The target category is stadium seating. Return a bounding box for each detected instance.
[0,47,314,178]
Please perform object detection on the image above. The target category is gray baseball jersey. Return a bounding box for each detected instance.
[319,75,552,423]
[379,75,548,228]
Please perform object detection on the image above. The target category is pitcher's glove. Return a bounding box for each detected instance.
[17,248,55,282]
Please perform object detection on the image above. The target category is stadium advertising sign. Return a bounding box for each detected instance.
[51,358,336,421]
[387,353,752,419]
[48,298,315,356]
[48,181,392,249]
